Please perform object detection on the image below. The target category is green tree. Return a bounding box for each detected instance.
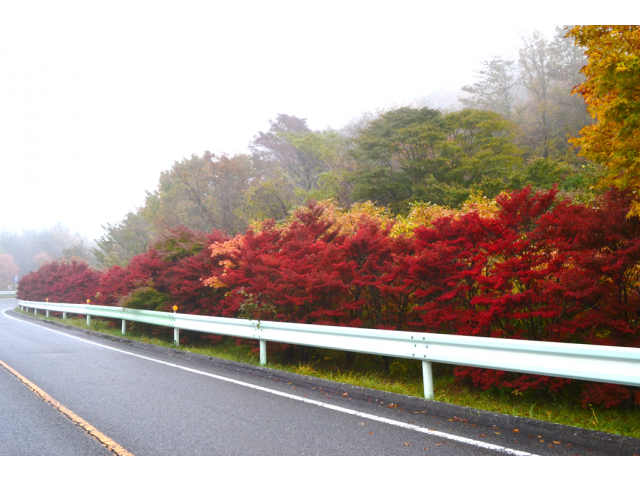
[286,129,358,208]
[461,56,519,120]
[93,210,154,268]
[350,107,524,211]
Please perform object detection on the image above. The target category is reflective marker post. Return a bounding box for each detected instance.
[422,360,434,400]
[260,340,267,365]
[172,306,179,346]
[86,299,91,326]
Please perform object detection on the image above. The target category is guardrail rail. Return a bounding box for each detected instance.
[15,299,640,400]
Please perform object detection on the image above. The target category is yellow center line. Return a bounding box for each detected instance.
[0,358,133,456]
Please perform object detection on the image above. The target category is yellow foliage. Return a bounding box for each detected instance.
[391,193,499,237]
[568,26,640,214]
[204,195,500,288]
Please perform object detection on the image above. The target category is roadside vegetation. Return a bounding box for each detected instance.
[17,308,640,439]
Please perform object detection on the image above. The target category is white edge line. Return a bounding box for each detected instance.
[2,307,533,456]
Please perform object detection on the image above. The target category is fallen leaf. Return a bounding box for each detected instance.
[387,404,398,408]
[553,441,561,444]
[369,432,373,434]
[494,432,501,435]
[358,423,365,425]
[422,447,429,450]
[403,443,411,447]
[342,393,348,397]
[471,424,477,427]
[479,434,487,438]
[540,440,545,443]
[512,429,519,432]
[434,443,442,445]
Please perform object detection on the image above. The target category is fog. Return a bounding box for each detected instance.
[0,2,614,240]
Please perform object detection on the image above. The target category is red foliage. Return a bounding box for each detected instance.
[17,260,100,304]
[216,203,349,324]
[213,202,419,331]
[19,192,640,408]
[407,187,640,404]
[97,225,230,314]
[156,228,230,315]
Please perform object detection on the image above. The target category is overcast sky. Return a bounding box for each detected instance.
[0,2,625,241]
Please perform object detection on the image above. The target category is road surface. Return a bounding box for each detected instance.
[1,298,639,456]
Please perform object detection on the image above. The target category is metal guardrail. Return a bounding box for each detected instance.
[16,299,640,400]
[0,291,17,296]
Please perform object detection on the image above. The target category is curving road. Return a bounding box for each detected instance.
[1,298,639,456]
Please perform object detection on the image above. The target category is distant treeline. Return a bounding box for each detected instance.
[0,226,94,282]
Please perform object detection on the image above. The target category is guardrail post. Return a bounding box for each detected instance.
[34,308,37,316]
[122,319,127,335]
[422,360,434,400]
[260,339,267,365]
[87,314,91,326]
[62,312,66,319]
[46,310,49,318]
[174,328,180,346]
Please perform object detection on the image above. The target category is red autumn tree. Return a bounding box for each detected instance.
[17,260,100,304]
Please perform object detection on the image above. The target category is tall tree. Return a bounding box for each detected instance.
[350,107,524,211]
[461,56,519,120]
[145,152,259,234]
[568,25,640,213]
[250,114,326,192]
[0,254,19,288]
[286,129,358,208]
[93,210,154,268]
[516,27,591,159]
[517,30,555,158]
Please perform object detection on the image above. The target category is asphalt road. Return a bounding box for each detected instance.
[1,298,639,456]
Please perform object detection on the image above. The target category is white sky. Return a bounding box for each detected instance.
[0,1,627,241]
